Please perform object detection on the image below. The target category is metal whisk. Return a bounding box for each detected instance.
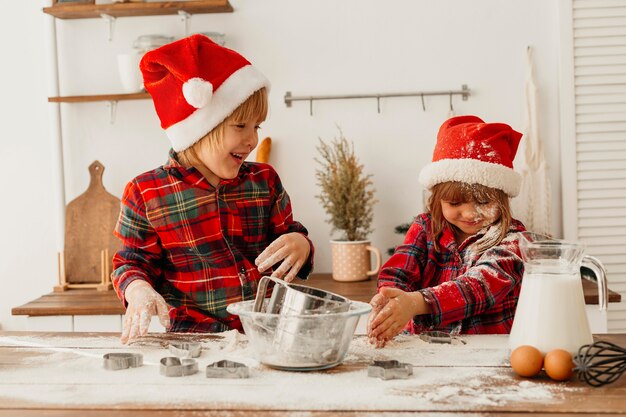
[573,341,626,387]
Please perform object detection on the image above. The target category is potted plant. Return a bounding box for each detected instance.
[315,128,380,282]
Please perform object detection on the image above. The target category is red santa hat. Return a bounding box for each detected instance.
[140,34,270,152]
[418,115,523,197]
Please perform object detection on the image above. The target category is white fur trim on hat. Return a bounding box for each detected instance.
[166,65,270,151]
[419,158,522,197]
[182,77,213,109]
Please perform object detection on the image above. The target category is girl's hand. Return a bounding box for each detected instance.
[367,287,425,345]
[121,280,171,344]
[255,233,311,282]
[367,292,391,348]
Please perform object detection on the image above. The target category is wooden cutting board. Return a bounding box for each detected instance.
[64,161,121,284]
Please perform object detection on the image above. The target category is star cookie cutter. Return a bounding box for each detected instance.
[206,360,250,379]
[168,341,202,358]
[103,352,143,371]
[160,357,199,377]
[368,359,413,380]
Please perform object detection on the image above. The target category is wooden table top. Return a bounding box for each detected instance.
[12,273,621,317]
[0,331,624,416]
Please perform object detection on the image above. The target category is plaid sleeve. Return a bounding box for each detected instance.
[377,218,429,293]
[420,234,524,327]
[111,179,163,305]
[266,169,314,279]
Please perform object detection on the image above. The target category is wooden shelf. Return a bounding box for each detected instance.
[48,92,150,103]
[12,289,125,316]
[43,0,233,19]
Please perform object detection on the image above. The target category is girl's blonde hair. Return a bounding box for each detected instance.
[427,181,512,254]
[177,87,268,167]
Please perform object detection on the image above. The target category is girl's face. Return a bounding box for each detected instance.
[440,199,500,238]
[195,118,262,186]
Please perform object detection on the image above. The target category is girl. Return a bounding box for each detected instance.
[368,115,526,346]
[112,35,313,343]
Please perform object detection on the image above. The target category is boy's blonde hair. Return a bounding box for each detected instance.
[427,181,512,254]
[177,87,268,167]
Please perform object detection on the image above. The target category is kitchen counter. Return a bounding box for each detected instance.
[0,331,624,416]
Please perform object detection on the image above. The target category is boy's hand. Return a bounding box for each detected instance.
[121,280,171,344]
[255,233,311,282]
[367,287,424,346]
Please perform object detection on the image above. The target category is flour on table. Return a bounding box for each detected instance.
[0,333,578,411]
[219,329,248,352]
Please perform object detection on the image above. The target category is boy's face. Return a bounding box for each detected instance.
[440,199,500,237]
[195,117,263,186]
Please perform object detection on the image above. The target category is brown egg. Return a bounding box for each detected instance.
[544,349,574,381]
[510,345,543,377]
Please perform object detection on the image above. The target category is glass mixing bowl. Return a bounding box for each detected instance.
[227,300,371,371]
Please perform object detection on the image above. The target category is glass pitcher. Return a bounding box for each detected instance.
[509,232,608,355]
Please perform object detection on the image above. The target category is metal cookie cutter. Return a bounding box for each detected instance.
[103,352,143,371]
[206,360,250,379]
[419,330,466,345]
[169,341,202,358]
[368,359,413,380]
[160,357,199,377]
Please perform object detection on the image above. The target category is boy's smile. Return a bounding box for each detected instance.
[230,152,245,161]
[195,119,263,187]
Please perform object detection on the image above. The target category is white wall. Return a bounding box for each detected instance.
[0,0,561,330]
[1,1,56,330]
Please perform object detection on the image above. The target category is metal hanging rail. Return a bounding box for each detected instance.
[284,84,470,116]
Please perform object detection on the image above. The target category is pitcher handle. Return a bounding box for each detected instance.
[366,246,382,277]
[253,275,288,312]
[582,255,608,311]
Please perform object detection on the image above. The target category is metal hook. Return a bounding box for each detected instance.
[107,101,117,124]
[377,96,381,114]
[420,93,426,111]
[178,10,191,37]
[449,91,454,112]
[309,98,313,116]
[284,91,293,107]
[461,84,469,101]
[100,14,115,42]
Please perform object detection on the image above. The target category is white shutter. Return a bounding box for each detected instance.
[561,0,626,332]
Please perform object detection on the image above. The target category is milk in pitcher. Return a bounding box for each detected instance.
[508,232,606,356]
[509,270,593,355]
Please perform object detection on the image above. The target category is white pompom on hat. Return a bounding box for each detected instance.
[182,77,214,109]
[419,115,523,197]
[140,34,270,152]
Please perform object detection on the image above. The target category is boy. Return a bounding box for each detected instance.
[112,35,313,343]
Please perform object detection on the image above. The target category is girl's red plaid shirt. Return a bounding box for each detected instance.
[379,213,526,335]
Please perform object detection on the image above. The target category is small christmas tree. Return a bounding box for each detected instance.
[387,219,414,255]
[315,128,377,241]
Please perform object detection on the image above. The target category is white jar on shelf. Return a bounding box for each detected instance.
[116,35,175,93]
[116,52,143,93]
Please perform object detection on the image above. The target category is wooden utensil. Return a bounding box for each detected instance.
[255,137,271,163]
[55,161,121,291]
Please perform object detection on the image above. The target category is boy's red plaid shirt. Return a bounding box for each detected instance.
[113,152,312,333]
